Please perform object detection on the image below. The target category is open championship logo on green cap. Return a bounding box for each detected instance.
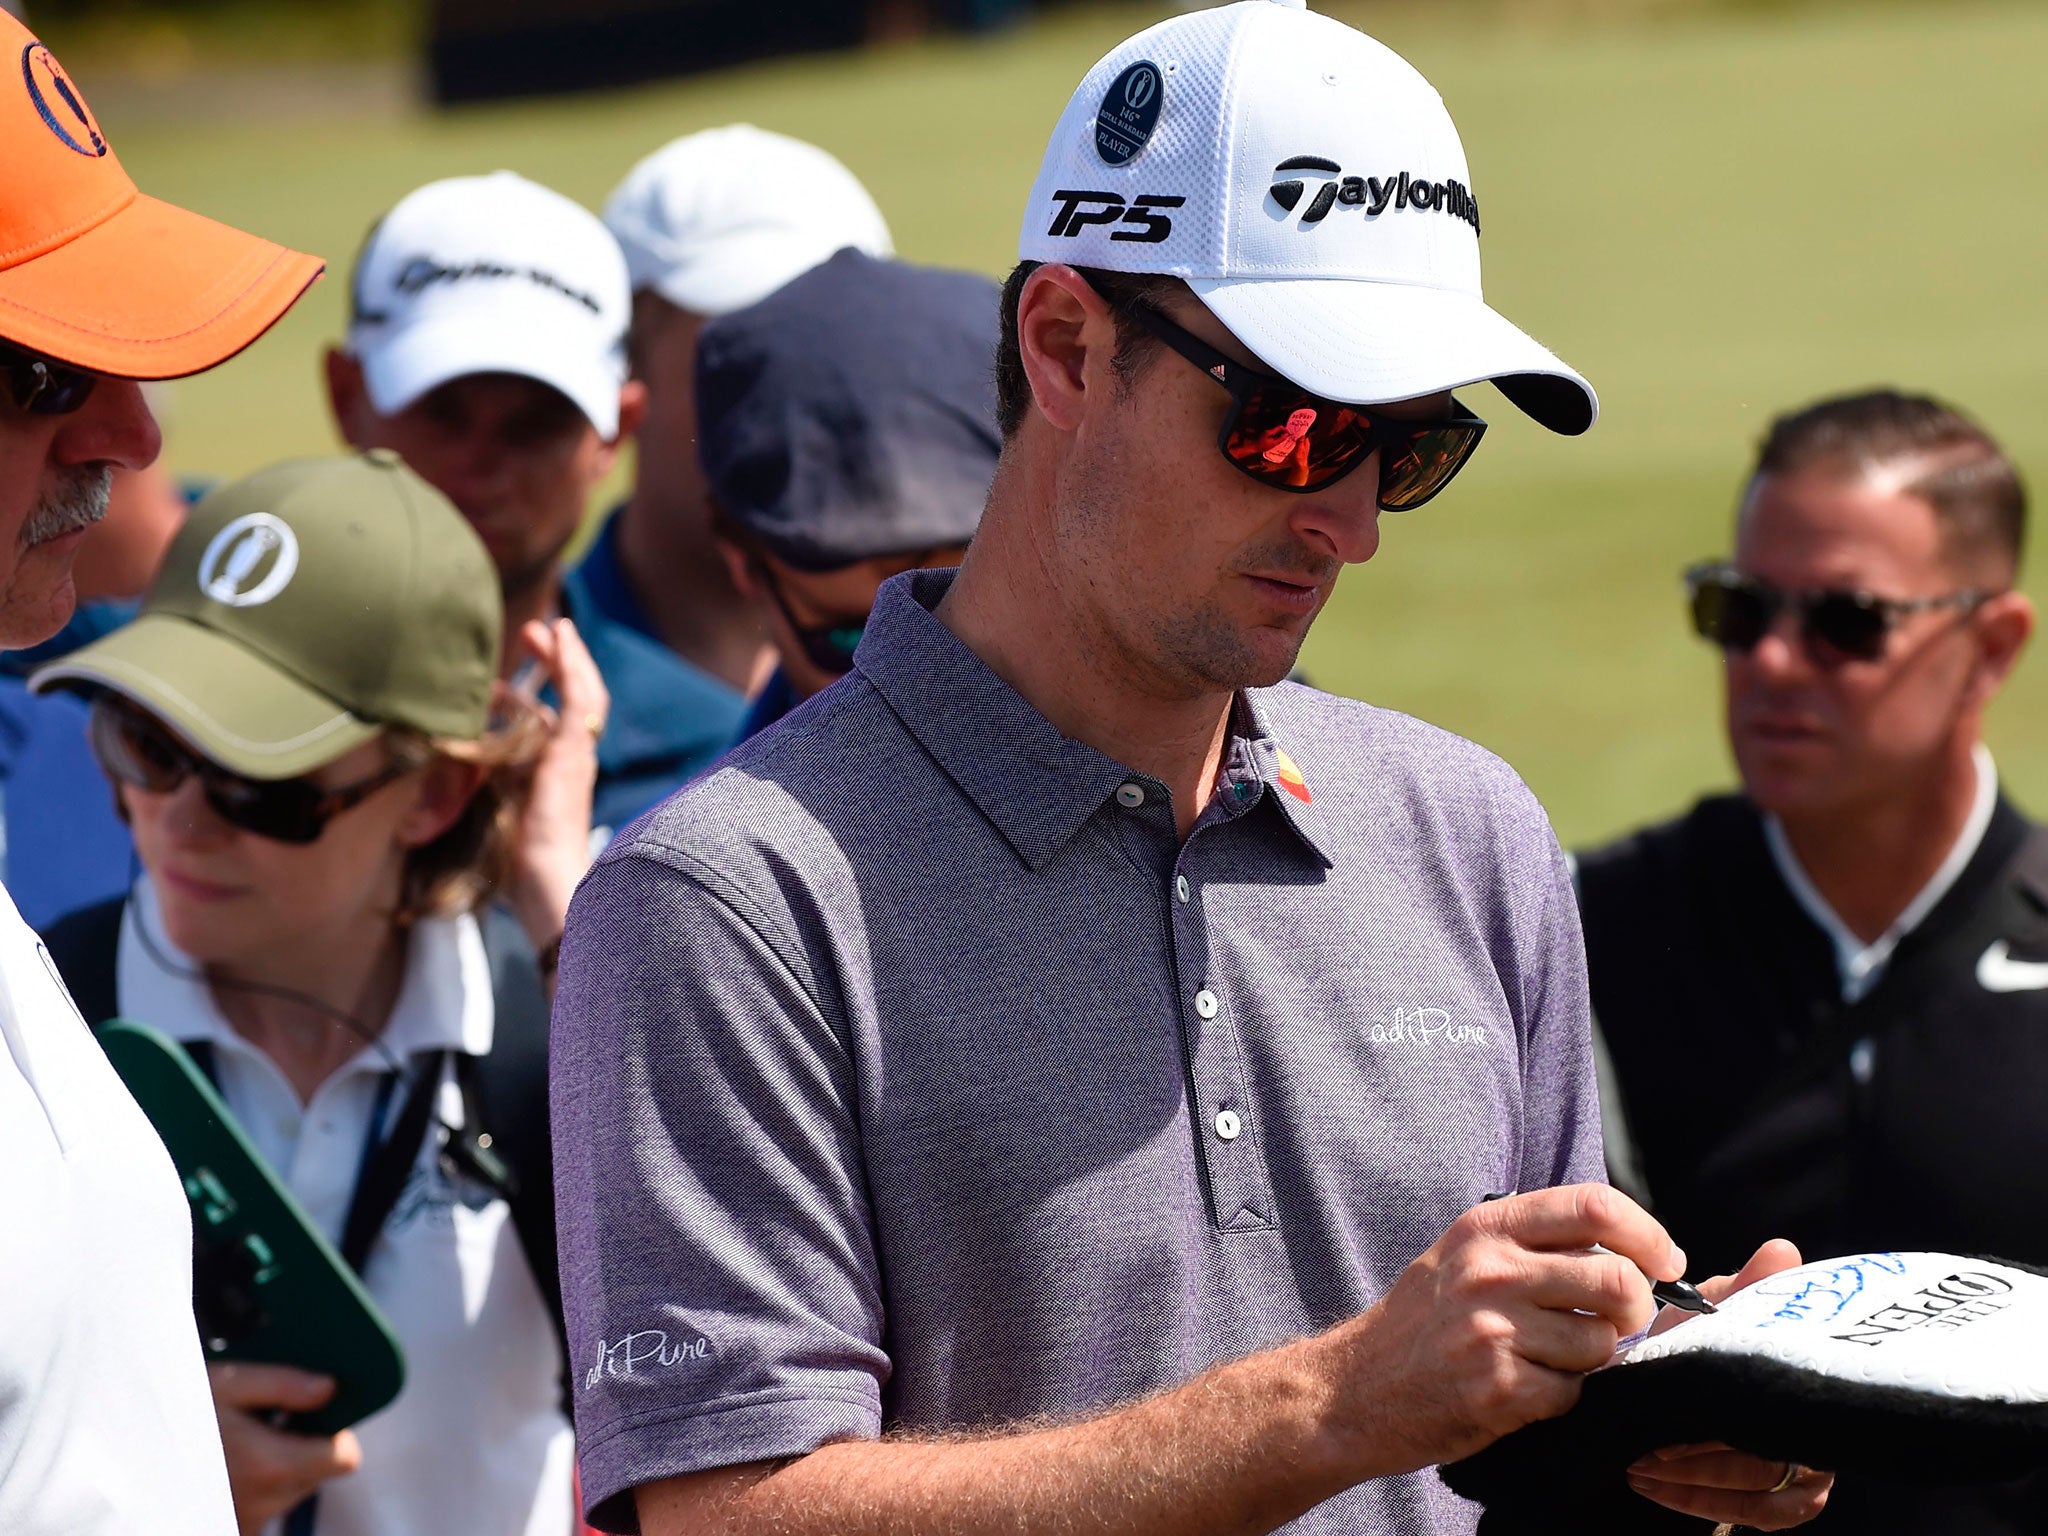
[198,513,300,609]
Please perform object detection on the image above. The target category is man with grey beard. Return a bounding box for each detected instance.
[0,11,324,1531]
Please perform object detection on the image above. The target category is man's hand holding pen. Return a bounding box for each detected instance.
[1302,1185,1832,1527]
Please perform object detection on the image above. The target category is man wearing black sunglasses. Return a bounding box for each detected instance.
[1580,389,2042,1536]
[695,250,999,742]
[553,6,1829,1536]
[0,10,323,1534]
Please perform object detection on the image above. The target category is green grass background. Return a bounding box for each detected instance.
[87,0,2048,847]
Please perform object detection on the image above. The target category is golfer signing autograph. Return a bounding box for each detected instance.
[550,4,1833,1532]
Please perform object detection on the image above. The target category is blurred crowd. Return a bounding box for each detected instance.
[2,4,2041,1536]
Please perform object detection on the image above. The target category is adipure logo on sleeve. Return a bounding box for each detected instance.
[582,1325,715,1392]
[1368,1007,1488,1047]
[198,513,300,608]
[1267,156,1481,235]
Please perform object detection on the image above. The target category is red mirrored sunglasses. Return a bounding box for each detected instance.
[1119,300,1487,509]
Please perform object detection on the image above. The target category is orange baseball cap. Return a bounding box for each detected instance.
[0,15,323,378]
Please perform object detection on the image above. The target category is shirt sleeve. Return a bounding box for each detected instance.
[550,849,887,1533]
[1503,802,1608,1196]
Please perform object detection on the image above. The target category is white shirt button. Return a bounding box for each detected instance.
[1175,875,1191,903]
[1193,989,1219,1019]
[1115,782,1146,809]
[1214,1109,1242,1142]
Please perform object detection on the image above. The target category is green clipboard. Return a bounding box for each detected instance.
[99,1018,406,1434]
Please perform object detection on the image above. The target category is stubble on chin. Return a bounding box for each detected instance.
[1143,601,1306,694]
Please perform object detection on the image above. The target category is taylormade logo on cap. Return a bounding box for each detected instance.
[1016,0,1597,434]
[1267,157,1480,235]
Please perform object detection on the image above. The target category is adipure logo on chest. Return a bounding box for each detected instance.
[198,513,300,608]
[1369,1007,1487,1046]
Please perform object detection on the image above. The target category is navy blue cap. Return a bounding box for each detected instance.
[695,248,1001,571]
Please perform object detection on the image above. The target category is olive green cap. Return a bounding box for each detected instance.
[34,450,501,779]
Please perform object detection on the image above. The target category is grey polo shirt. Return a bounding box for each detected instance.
[552,569,1604,1534]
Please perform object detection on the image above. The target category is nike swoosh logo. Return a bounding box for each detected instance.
[1977,940,2048,993]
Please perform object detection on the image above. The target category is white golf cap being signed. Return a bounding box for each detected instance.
[348,171,631,438]
[604,125,894,317]
[1018,0,1596,434]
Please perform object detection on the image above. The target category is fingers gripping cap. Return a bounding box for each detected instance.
[1016,0,1596,434]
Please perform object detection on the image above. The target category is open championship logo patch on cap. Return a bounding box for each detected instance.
[199,514,301,609]
[1095,59,1164,167]
[21,42,106,158]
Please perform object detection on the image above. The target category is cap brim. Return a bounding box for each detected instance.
[30,613,380,780]
[0,191,322,379]
[648,231,888,319]
[356,313,622,438]
[1187,276,1598,436]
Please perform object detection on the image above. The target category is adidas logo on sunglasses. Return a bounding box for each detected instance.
[1268,157,1480,235]
[1045,189,1186,244]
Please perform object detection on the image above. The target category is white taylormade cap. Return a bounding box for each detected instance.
[348,171,631,438]
[1018,0,1596,434]
[603,125,894,317]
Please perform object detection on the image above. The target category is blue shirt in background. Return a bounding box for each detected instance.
[563,511,748,834]
[0,604,138,931]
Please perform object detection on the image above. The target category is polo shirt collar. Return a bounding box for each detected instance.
[1231,690,1336,870]
[855,571,1334,872]
[116,880,495,1077]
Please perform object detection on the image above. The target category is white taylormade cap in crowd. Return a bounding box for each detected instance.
[603,124,894,317]
[347,171,631,438]
[1018,0,1597,434]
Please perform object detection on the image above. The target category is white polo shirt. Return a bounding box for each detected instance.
[116,883,574,1536]
[0,882,236,1535]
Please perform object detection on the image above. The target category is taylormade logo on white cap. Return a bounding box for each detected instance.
[1017,0,1597,435]
[348,171,631,437]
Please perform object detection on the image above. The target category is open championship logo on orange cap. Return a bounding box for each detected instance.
[20,43,106,159]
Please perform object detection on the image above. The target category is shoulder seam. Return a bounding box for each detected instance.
[587,843,850,1055]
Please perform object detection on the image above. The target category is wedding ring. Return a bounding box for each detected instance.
[1768,1461,1803,1493]
[584,713,606,740]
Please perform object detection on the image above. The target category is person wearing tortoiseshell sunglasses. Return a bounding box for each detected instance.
[0,11,322,1534]
[1580,388,2043,1536]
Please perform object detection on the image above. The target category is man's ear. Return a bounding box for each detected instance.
[324,347,373,450]
[1016,264,1120,435]
[396,754,485,850]
[714,533,757,600]
[613,378,650,444]
[1968,589,2035,705]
